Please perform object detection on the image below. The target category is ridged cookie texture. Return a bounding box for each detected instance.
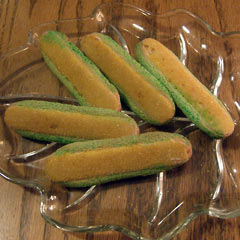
[45,132,192,187]
[4,100,139,144]
[80,33,175,126]
[135,38,235,138]
[39,31,121,111]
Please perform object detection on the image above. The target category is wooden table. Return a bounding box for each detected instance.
[0,0,240,239]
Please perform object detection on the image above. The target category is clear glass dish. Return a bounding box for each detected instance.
[0,3,240,240]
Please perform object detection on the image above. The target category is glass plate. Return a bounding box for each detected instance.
[0,3,240,240]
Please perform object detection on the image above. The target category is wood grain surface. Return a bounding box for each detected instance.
[0,1,240,240]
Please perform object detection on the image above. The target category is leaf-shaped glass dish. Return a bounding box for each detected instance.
[0,3,240,240]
